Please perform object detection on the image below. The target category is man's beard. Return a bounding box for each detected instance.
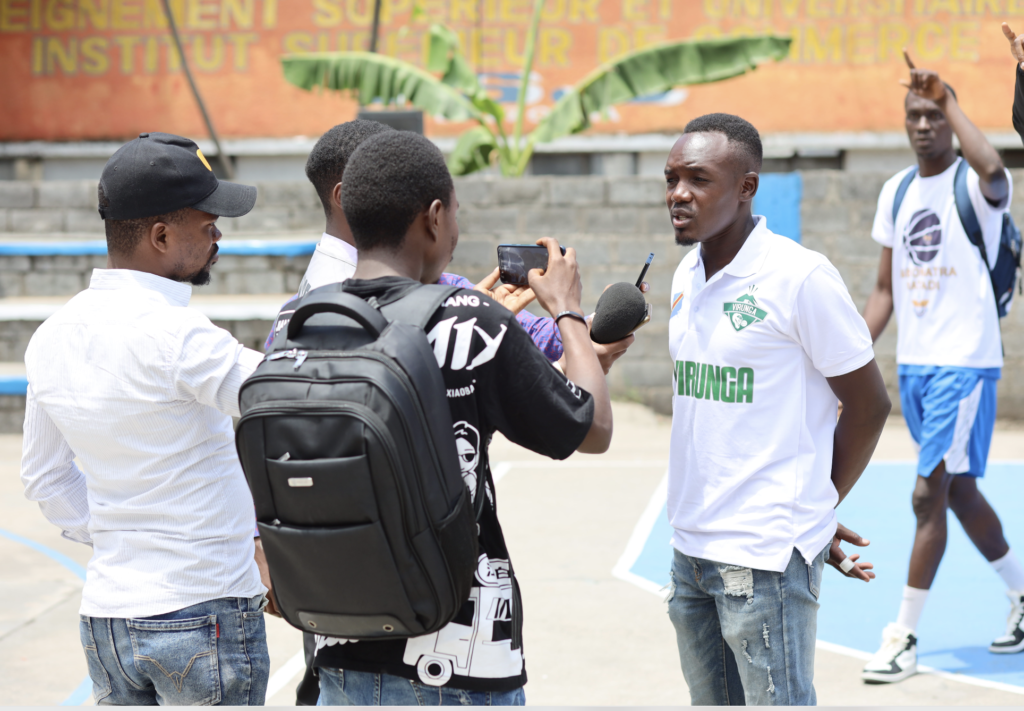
[185,266,213,286]
[176,245,217,286]
[675,234,696,247]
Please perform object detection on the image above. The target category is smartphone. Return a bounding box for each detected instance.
[497,244,567,286]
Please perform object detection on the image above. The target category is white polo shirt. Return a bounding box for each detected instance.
[668,217,874,572]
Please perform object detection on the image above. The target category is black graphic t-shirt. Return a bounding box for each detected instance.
[313,276,595,691]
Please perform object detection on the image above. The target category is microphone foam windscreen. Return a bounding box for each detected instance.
[590,282,647,344]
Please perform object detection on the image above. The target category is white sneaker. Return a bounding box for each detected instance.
[861,622,918,683]
[989,591,1024,654]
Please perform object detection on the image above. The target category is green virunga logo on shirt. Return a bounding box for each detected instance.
[723,287,768,332]
[674,361,754,403]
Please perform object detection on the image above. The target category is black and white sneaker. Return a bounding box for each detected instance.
[989,591,1024,654]
[861,623,918,683]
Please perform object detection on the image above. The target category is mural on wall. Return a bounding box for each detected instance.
[0,0,1019,141]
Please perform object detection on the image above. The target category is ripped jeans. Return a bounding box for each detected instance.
[667,546,827,706]
[79,595,270,705]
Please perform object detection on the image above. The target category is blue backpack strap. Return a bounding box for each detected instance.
[953,158,989,267]
[892,166,918,225]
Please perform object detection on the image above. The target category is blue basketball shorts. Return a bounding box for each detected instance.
[898,365,1000,478]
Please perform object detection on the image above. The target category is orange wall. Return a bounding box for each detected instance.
[0,0,1020,142]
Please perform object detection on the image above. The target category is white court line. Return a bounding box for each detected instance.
[611,470,669,596]
[491,461,513,484]
[265,650,306,700]
[612,473,1024,696]
[815,640,1024,696]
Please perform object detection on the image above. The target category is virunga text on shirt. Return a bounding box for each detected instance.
[674,361,754,403]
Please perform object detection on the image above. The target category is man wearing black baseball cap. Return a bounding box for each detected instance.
[21,133,273,705]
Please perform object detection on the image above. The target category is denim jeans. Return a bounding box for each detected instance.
[667,546,827,706]
[318,667,525,706]
[79,595,270,705]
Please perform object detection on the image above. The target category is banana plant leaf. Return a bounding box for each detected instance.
[426,24,480,96]
[448,125,499,176]
[281,51,482,123]
[532,36,792,144]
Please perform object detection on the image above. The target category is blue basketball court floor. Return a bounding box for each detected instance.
[614,461,1024,692]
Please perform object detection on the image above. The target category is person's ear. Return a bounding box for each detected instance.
[426,199,444,242]
[331,182,343,212]
[739,172,759,203]
[148,220,171,255]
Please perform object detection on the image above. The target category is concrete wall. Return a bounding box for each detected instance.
[5,171,1024,419]
[0,254,312,297]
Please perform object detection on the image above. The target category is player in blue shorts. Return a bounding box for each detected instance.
[860,51,1024,683]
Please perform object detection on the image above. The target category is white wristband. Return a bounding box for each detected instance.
[839,557,856,573]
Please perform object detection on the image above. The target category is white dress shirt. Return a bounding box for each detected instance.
[21,269,266,618]
[298,232,359,297]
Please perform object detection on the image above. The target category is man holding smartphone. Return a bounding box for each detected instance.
[311,129,613,704]
[268,120,638,376]
[664,113,891,705]
[271,119,640,704]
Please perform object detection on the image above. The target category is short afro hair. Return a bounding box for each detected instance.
[683,113,763,172]
[342,131,454,253]
[305,120,395,218]
[98,183,188,257]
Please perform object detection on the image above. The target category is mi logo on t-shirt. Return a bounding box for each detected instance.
[675,361,754,403]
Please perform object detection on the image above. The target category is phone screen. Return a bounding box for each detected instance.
[497,244,566,285]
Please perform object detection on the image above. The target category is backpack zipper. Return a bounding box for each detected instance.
[249,350,455,511]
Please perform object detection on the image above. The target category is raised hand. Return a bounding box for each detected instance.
[1003,22,1024,70]
[899,49,948,103]
[473,267,537,315]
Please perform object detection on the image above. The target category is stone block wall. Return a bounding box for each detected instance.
[5,171,1024,420]
[0,180,325,235]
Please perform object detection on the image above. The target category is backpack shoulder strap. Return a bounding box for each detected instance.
[953,158,989,266]
[380,283,461,329]
[892,166,918,225]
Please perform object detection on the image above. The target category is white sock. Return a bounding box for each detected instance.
[991,549,1024,592]
[895,586,929,632]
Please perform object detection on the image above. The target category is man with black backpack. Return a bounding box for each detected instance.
[860,51,1024,683]
[239,130,611,704]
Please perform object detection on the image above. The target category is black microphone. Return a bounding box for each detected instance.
[590,282,648,344]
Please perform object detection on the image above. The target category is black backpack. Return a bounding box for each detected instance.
[892,161,1022,317]
[235,282,480,640]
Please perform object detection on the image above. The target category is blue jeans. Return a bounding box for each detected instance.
[667,546,827,706]
[318,667,525,706]
[79,595,270,705]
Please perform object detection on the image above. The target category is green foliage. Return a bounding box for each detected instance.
[281,24,792,177]
[532,36,792,144]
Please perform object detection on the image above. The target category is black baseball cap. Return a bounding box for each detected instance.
[98,132,257,221]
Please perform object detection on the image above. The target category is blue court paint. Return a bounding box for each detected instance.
[0,240,317,257]
[0,528,92,704]
[625,462,1024,689]
[0,376,28,396]
[61,677,93,706]
[753,173,802,243]
[0,527,86,580]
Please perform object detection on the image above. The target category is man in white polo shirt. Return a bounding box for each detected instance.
[665,114,892,705]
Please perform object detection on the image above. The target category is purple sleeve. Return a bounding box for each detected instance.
[439,273,563,362]
[265,294,299,351]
